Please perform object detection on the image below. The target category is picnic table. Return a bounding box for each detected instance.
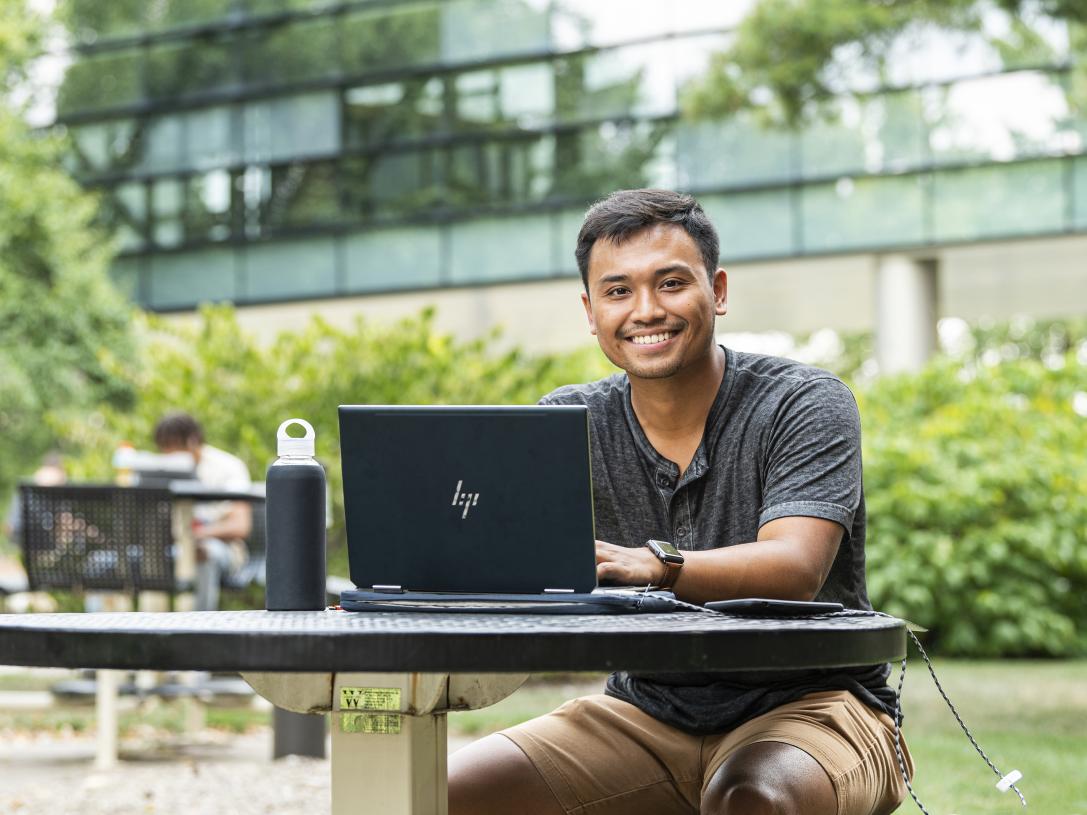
[0,608,906,815]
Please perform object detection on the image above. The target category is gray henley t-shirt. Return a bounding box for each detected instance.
[540,346,896,735]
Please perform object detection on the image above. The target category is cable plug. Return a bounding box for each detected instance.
[996,769,1023,793]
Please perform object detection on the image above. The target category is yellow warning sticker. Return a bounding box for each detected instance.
[341,712,402,735]
[340,686,401,712]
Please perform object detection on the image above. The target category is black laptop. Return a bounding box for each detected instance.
[337,405,682,613]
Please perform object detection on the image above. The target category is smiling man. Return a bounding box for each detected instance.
[449,189,911,815]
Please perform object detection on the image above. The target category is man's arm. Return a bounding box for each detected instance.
[596,516,842,605]
[195,500,252,542]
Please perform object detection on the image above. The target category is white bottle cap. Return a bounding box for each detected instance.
[277,418,316,457]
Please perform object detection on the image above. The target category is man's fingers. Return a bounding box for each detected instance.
[595,540,620,562]
[596,561,624,582]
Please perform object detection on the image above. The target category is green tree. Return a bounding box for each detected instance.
[683,0,1087,126]
[0,0,135,520]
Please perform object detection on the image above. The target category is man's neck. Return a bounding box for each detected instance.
[628,345,726,439]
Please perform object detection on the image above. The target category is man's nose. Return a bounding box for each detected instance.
[630,288,666,323]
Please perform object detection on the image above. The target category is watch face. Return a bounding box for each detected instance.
[649,539,684,563]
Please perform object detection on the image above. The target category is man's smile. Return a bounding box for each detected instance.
[625,329,681,347]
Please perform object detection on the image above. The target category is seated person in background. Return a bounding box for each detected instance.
[154,412,252,611]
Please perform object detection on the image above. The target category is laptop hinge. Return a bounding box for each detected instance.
[544,588,575,594]
[371,585,404,594]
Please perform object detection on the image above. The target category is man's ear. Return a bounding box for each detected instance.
[713,268,728,316]
[581,291,597,335]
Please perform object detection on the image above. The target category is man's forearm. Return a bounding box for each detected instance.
[671,540,826,606]
[197,502,252,542]
[595,517,840,605]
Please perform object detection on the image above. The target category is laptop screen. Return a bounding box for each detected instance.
[338,405,597,594]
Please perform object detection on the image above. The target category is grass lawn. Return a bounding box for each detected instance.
[449,659,1087,814]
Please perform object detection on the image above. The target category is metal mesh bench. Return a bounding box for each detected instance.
[19,484,176,604]
[19,483,268,602]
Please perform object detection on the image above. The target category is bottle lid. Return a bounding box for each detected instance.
[277,418,316,457]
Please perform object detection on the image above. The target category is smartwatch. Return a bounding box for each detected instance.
[646,539,684,590]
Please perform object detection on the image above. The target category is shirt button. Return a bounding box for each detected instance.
[677,527,688,538]
[657,474,671,488]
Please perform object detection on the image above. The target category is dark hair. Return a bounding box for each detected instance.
[575,189,720,290]
[154,412,204,449]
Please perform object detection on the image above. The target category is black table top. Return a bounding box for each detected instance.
[0,610,904,674]
[168,482,265,501]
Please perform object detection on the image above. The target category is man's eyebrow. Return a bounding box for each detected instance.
[653,263,696,277]
[596,264,695,287]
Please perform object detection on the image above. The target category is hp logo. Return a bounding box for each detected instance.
[451,480,479,519]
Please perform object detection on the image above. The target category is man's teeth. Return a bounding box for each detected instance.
[631,332,675,345]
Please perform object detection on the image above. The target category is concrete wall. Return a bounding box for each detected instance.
[939,234,1087,323]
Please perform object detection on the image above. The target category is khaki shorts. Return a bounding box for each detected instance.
[501,690,913,815]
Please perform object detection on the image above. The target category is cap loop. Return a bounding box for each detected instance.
[277,418,316,457]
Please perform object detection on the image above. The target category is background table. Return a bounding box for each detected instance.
[0,609,905,814]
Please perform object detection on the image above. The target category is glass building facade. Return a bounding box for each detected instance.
[55,0,1087,311]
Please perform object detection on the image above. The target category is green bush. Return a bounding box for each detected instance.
[860,351,1087,656]
[53,304,612,576]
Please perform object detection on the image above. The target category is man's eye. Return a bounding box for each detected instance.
[661,279,684,289]
[607,287,629,297]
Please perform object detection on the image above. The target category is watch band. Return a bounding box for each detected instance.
[657,558,682,590]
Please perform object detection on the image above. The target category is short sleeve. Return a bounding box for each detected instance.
[197,446,252,491]
[220,455,252,492]
[757,377,862,534]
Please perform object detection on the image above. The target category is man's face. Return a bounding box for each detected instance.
[581,224,727,380]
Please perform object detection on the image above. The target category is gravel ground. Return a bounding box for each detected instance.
[0,728,476,814]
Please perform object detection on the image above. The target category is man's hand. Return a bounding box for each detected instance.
[595,540,665,586]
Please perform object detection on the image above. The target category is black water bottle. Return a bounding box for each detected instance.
[265,418,326,610]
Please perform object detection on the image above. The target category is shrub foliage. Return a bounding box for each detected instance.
[860,352,1087,656]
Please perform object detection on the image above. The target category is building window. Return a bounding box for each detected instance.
[57,49,143,115]
[151,178,185,248]
[340,4,443,75]
[147,38,239,101]
[932,160,1065,242]
[186,170,235,243]
[241,16,341,88]
[344,78,446,148]
[341,150,443,219]
[243,92,340,164]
